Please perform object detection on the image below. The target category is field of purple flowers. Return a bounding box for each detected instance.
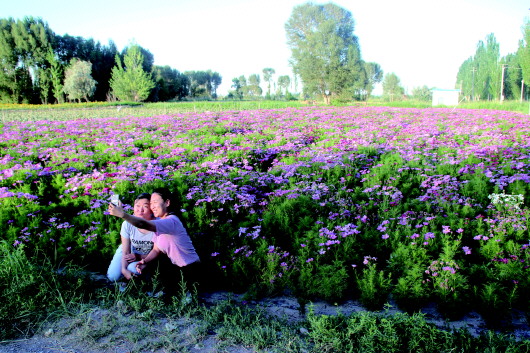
[1,106,529,322]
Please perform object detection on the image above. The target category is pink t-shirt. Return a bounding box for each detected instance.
[153,215,200,267]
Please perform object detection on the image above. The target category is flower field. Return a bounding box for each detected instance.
[1,106,530,321]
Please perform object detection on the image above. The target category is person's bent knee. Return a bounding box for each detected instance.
[107,271,122,282]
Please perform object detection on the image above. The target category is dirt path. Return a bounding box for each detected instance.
[0,291,528,353]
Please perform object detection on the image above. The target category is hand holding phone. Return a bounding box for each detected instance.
[110,194,120,206]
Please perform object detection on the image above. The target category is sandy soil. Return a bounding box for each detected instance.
[0,291,528,353]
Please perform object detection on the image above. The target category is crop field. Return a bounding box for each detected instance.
[1,105,530,325]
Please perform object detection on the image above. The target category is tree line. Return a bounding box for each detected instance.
[456,20,530,102]
[0,17,222,104]
[4,4,526,105]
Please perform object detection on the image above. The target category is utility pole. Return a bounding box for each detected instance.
[520,79,524,103]
[471,67,476,101]
[499,64,506,102]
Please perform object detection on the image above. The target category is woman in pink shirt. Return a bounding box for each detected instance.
[108,188,201,299]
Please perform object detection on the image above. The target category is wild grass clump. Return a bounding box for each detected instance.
[0,241,96,340]
[306,306,530,353]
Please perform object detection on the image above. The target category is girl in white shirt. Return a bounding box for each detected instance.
[106,193,155,281]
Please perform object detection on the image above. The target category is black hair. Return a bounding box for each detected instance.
[152,187,188,229]
[152,188,176,213]
[136,192,151,201]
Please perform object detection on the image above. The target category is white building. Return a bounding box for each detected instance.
[432,89,460,106]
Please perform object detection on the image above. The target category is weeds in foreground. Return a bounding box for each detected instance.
[2,245,530,352]
[3,267,530,353]
[0,241,97,340]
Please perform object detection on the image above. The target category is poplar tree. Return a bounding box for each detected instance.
[520,19,530,94]
[262,68,275,98]
[247,74,262,97]
[382,73,404,101]
[285,3,366,104]
[277,75,291,96]
[46,48,64,103]
[110,44,154,102]
[62,59,96,102]
[364,62,383,100]
[0,17,53,103]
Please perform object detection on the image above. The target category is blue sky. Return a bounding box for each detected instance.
[4,0,529,95]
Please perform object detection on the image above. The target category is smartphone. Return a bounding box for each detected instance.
[110,194,120,206]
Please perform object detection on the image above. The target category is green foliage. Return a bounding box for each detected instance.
[356,262,392,310]
[382,72,405,101]
[306,308,530,353]
[425,258,469,320]
[0,17,54,103]
[299,261,349,302]
[214,305,284,349]
[185,70,222,99]
[475,282,516,328]
[0,241,95,339]
[110,44,155,102]
[520,18,530,86]
[455,32,524,101]
[63,59,96,102]
[151,65,189,101]
[388,243,430,312]
[262,68,275,97]
[364,62,383,99]
[46,48,64,103]
[277,75,291,97]
[411,85,433,101]
[285,3,366,104]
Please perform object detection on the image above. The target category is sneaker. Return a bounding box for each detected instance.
[119,282,127,293]
[147,290,164,298]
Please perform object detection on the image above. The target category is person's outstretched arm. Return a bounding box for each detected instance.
[108,203,156,232]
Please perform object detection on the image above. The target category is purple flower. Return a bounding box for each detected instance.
[462,246,472,255]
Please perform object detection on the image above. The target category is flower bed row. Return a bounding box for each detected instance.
[1,106,529,321]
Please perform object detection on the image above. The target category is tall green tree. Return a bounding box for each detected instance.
[13,17,54,102]
[210,71,222,98]
[150,65,189,101]
[110,44,155,102]
[63,59,96,102]
[285,2,365,104]
[456,57,475,100]
[458,20,529,102]
[46,48,64,103]
[382,73,404,101]
[364,62,383,99]
[185,70,222,99]
[247,73,262,97]
[0,18,20,102]
[277,75,291,96]
[262,68,275,98]
[230,77,243,100]
[411,85,432,101]
[0,17,53,103]
[53,35,118,101]
[238,75,248,98]
[473,34,500,100]
[503,53,523,100]
[519,18,530,97]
